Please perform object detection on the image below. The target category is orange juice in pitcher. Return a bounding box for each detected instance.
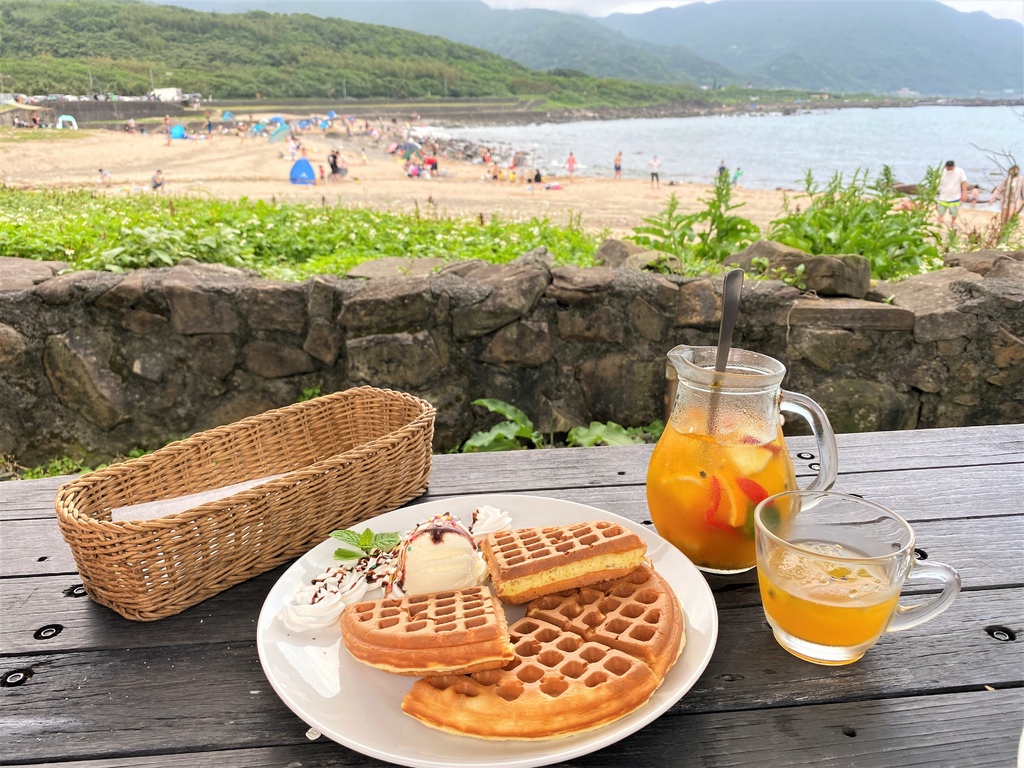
[646,346,837,573]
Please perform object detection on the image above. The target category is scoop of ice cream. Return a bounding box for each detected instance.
[469,504,512,544]
[393,513,488,596]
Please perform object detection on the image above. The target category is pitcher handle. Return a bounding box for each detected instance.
[780,390,838,492]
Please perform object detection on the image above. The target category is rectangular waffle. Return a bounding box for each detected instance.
[340,586,514,676]
[480,521,647,604]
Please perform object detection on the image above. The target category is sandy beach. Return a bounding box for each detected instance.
[0,121,998,238]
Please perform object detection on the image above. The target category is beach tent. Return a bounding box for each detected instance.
[327,110,337,119]
[221,110,234,121]
[289,158,316,185]
[268,116,284,124]
[170,124,186,139]
[319,119,330,130]
[56,115,78,130]
[268,123,290,143]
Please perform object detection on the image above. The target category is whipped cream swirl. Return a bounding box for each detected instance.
[469,504,513,543]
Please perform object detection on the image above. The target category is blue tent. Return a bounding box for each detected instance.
[170,124,186,139]
[289,158,316,185]
[327,110,337,118]
[268,116,284,124]
[221,110,235,121]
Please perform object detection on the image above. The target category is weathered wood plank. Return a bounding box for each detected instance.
[4,466,1020,581]
[9,688,1022,768]
[3,424,1022,523]
[2,515,1018,655]
[2,588,1019,763]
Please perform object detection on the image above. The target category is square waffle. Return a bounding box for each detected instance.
[481,521,647,604]
[341,586,514,676]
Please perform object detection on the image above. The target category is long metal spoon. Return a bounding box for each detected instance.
[708,268,744,429]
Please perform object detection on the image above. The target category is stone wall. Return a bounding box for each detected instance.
[0,248,1021,465]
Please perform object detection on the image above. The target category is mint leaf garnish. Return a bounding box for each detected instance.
[329,527,401,560]
[333,547,364,561]
[331,530,362,546]
[373,532,401,551]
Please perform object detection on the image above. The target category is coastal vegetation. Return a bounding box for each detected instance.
[4,166,1018,284]
[0,188,601,280]
[629,165,1023,282]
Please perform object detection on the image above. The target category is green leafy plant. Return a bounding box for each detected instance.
[567,420,665,447]
[628,174,760,275]
[330,528,401,560]
[461,398,544,452]
[767,166,943,281]
[0,189,600,280]
[298,386,323,402]
[748,256,808,291]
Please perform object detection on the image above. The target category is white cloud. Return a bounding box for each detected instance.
[482,0,1024,24]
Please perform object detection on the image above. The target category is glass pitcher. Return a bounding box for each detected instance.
[646,346,838,574]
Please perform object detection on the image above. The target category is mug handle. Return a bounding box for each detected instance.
[780,390,838,492]
[887,560,962,632]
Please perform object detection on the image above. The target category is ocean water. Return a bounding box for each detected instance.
[442,105,1023,193]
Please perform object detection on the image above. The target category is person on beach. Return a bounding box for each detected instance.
[565,152,577,181]
[98,169,111,186]
[151,170,165,191]
[648,155,661,188]
[937,160,968,224]
[731,167,744,187]
[614,151,622,180]
[991,165,1023,224]
[717,160,728,179]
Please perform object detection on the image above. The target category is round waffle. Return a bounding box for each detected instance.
[401,562,684,739]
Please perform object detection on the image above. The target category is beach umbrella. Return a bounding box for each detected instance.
[267,123,290,143]
[386,142,399,154]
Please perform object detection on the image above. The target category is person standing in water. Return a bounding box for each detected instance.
[613,151,622,180]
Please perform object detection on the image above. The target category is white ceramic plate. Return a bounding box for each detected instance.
[257,494,719,768]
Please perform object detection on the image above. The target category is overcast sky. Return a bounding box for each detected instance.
[483,0,1024,24]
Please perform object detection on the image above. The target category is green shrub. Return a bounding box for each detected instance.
[767,166,943,281]
[628,174,760,275]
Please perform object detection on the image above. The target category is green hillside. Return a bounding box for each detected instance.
[600,0,1023,96]
[154,0,746,88]
[0,0,708,104]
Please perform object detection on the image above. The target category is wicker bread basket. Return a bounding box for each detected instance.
[55,387,435,621]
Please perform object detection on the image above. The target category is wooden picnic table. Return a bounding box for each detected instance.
[2,423,1022,767]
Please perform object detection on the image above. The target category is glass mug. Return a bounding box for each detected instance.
[754,491,961,665]
[646,346,838,573]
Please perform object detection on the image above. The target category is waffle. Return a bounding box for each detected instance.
[481,521,648,604]
[401,563,685,740]
[401,616,661,739]
[341,586,514,676]
[525,562,685,679]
